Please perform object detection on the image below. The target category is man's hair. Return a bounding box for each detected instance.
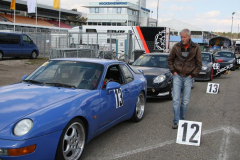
[180,29,191,36]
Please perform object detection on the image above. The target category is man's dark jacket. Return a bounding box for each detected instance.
[168,40,202,78]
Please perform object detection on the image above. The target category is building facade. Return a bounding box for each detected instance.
[83,0,157,26]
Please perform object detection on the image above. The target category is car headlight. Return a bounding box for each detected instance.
[153,75,166,83]
[13,119,33,136]
[202,66,208,70]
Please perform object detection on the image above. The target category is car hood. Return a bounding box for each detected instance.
[132,66,169,76]
[216,57,234,62]
[202,61,211,67]
[0,83,89,131]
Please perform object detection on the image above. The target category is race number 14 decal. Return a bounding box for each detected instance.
[176,120,202,146]
[114,89,123,108]
[206,83,219,94]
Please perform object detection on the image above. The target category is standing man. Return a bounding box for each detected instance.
[168,29,202,129]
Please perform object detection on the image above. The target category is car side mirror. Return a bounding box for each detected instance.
[21,75,28,80]
[106,82,121,94]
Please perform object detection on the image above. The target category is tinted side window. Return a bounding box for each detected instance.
[0,34,8,44]
[8,34,20,44]
[23,35,31,44]
[121,64,134,83]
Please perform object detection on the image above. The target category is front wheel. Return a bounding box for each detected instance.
[31,51,38,59]
[55,118,86,160]
[131,92,145,122]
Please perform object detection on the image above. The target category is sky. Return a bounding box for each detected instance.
[22,0,240,32]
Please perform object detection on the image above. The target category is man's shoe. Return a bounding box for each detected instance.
[172,123,178,129]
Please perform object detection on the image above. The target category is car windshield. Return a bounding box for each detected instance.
[23,60,104,90]
[201,53,211,62]
[216,52,234,58]
[132,55,169,68]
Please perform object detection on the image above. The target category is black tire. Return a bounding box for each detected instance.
[131,92,145,122]
[0,51,3,60]
[31,51,38,59]
[55,118,86,160]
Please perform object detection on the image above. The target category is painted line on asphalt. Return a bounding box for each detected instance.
[218,127,230,160]
[109,126,240,160]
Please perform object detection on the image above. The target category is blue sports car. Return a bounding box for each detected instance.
[0,58,147,160]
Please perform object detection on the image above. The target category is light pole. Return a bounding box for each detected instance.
[238,24,239,40]
[231,12,235,39]
[157,0,159,27]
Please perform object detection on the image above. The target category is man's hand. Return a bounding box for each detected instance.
[189,75,192,78]
[173,72,178,76]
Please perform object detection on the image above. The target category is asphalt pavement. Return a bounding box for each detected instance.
[80,69,240,160]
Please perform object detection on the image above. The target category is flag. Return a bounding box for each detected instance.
[53,0,60,9]
[10,0,16,10]
[27,0,36,13]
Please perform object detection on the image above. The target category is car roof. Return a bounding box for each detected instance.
[50,58,124,65]
[0,32,24,35]
[217,51,233,53]
[143,52,170,56]
[201,52,213,55]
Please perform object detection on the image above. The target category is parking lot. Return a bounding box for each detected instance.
[0,58,240,160]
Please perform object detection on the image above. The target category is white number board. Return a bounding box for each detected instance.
[237,59,240,64]
[206,83,219,94]
[213,63,220,70]
[176,120,202,146]
[114,89,123,108]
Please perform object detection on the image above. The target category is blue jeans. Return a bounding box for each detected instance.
[172,74,193,124]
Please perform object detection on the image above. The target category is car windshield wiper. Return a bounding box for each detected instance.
[22,79,44,85]
[45,82,76,89]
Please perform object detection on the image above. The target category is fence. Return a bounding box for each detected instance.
[49,31,135,60]
[0,27,171,59]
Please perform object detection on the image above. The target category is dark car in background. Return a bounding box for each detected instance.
[195,52,220,81]
[131,53,173,99]
[0,32,39,60]
[215,51,236,71]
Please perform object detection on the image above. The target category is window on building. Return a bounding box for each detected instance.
[117,8,121,13]
[122,8,126,14]
[90,8,95,13]
[112,8,117,13]
[107,8,112,13]
[99,8,104,13]
[95,8,99,13]
[127,9,134,15]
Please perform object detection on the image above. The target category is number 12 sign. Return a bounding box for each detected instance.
[206,83,220,94]
[176,120,202,146]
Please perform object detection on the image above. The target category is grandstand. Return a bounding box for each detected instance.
[0,0,84,32]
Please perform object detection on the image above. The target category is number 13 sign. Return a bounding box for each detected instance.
[206,83,220,94]
[176,120,202,146]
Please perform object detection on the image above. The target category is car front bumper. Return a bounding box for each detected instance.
[147,82,171,97]
[195,70,211,81]
[0,130,62,160]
